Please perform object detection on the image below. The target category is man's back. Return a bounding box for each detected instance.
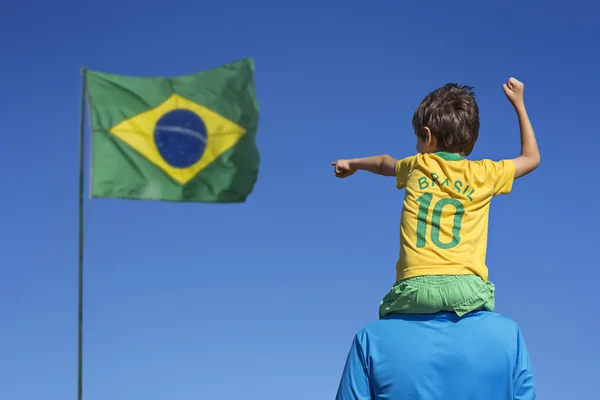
[336,312,535,400]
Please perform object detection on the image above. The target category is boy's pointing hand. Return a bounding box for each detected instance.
[331,160,356,178]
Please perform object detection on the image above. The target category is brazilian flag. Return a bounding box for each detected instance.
[84,58,259,203]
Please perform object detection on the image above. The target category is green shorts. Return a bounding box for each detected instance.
[379,275,495,319]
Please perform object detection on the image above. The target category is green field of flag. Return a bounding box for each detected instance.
[84,58,259,202]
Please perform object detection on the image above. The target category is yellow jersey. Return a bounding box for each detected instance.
[395,152,515,281]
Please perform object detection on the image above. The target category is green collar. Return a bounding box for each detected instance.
[434,152,465,161]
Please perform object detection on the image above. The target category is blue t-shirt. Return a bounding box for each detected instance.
[336,312,535,400]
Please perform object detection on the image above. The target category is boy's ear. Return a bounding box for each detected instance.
[423,127,433,145]
[423,127,438,150]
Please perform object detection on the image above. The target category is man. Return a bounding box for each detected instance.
[335,311,535,399]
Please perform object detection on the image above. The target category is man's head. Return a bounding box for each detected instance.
[413,83,480,156]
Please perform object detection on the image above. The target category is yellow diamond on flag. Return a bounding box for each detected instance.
[109,94,247,185]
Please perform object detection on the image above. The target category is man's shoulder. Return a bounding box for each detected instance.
[357,312,520,339]
[468,312,522,334]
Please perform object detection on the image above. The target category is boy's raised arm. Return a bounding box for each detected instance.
[331,155,398,178]
[503,78,541,179]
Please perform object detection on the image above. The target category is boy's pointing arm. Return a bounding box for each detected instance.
[332,155,398,178]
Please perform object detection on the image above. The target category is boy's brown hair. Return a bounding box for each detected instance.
[412,83,480,156]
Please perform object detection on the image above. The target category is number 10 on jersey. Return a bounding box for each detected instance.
[415,193,465,249]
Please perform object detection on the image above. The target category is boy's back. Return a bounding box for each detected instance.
[396,152,514,281]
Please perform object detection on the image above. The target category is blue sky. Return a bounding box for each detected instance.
[1,1,598,399]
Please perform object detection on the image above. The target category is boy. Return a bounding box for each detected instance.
[331,77,540,318]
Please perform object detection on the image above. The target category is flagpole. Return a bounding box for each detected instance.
[78,67,87,400]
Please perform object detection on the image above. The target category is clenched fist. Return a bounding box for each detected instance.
[502,77,524,107]
[331,159,356,178]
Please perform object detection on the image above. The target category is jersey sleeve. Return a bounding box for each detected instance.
[482,159,515,196]
[395,156,416,190]
[513,327,536,399]
[335,333,372,400]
